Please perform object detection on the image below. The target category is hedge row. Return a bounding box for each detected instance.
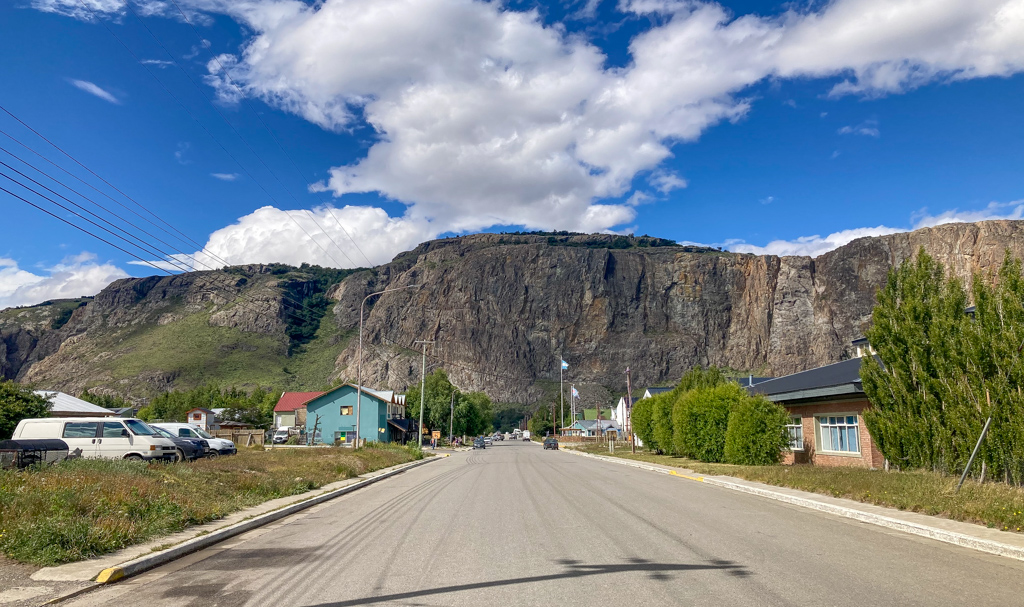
[631,368,790,465]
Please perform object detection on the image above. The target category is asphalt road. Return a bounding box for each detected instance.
[64,441,1024,606]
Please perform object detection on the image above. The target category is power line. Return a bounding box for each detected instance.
[166,0,375,268]
[0,150,196,273]
[0,184,173,276]
[110,0,353,270]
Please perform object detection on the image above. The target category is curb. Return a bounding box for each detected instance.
[88,455,442,585]
[566,449,1024,563]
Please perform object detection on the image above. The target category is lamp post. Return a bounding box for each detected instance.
[357,284,420,447]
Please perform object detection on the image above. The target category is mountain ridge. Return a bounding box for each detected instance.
[3,221,1023,405]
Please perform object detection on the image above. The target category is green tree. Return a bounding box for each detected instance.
[78,390,131,410]
[0,381,50,439]
[724,395,790,465]
[630,396,655,448]
[528,403,554,437]
[650,392,676,454]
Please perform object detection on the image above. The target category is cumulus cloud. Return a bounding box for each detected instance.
[68,79,120,104]
[130,204,436,271]
[0,253,129,309]
[729,200,1024,257]
[37,0,1024,263]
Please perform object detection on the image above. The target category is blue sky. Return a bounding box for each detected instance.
[1,0,1023,306]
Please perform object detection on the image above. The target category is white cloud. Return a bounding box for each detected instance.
[68,79,120,104]
[759,196,774,205]
[838,120,880,137]
[728,200,1024,257]
[210,172,239,181]
[175,142,190,165]
[37,0,1024,263]
[130,204,436,271]
[140,59,174,68]
[649,170,688,193]
[0,253,129,309]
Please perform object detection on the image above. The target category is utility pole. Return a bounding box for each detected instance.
[414,340,435,448]
[449,390,455,444]
[626,366,635,453]
[357,284,420,448]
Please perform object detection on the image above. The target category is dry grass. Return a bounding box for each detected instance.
[576,445,1024,535]
[0,444,420,566]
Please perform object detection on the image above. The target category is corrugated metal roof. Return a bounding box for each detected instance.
[33,391,114,415]
[274,392,327,412]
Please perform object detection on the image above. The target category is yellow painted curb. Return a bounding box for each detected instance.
[669,470,705,482]
[95,567,125,584]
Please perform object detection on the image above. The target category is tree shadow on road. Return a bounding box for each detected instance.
[303,557,750,606]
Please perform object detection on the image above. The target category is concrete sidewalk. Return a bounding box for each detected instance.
[567,449,1024,562]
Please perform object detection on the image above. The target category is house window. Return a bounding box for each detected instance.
[192,413,202,420]
[786,416,804,450]
[817,415,860,454]
[341,406,353,416]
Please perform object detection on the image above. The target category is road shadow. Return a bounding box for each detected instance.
[302,557,749,606]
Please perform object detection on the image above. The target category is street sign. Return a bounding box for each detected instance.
[432,430,441,439]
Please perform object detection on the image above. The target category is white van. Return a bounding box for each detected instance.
[12,417,177,461]
[152,423,237,456]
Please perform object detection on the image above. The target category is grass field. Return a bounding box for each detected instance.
[0,444,421,566]
[576,445,1024,534]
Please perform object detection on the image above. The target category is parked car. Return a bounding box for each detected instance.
[272,427,294,444]
[543,437,559,450]
[522,431,531,441]
[152,423,237,456]
[483,437,493,446]
[151,425,207,461]
[12,417,177,461]
[473,437,486,449]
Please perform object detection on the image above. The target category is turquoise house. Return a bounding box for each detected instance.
[302,384,410,445]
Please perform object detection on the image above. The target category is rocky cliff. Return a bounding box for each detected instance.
[4,221,1023,404]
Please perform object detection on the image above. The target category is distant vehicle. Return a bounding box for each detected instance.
[152,423,237,456]
[473,437,486,449]
[493,433,503,441]
[272,427,295,444]
[522,431,531,441]
[12,417,177,461]
[483,437,493,446]
[151,425,207,461]
[543,437,559,450]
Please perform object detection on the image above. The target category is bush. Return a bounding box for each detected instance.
[673,383,745,462]
[651,392,677,454]
[631,397,655,448]
[724,396,791,465]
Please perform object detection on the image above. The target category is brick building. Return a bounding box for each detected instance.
[749,357,884,468]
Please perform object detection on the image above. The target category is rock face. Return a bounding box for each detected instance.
[4,221,1024,404]
[326,222,1024,402]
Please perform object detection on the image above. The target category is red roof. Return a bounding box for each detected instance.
[274,391,326,412]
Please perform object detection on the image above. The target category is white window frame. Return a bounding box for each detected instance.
[786,416,804,451]
[815,413,861,455]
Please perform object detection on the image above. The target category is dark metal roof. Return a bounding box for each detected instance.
[733,376,773,388]
[749,358,865,401]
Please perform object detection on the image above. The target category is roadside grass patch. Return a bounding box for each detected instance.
[0,444,420,566]
[576,446,1024,534]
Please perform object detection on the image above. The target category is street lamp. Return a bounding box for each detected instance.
[356,284,420,447]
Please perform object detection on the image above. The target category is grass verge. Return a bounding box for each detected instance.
[574,445,1024,535]
[0,443,421,566]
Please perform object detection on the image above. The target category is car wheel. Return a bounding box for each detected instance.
[126,454,144,461]
[173,449,185,463]
[206,451,219,459]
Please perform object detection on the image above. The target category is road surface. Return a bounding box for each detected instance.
[64,441,1024,606]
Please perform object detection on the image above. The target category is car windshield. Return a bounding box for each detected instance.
[125,419,157,436]
[152,426,174,439]
[192,427,214,439]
